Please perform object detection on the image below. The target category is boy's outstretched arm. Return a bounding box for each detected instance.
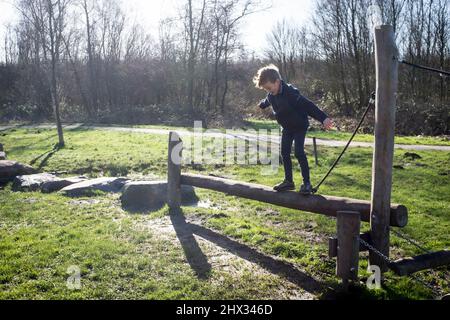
[296,94,327,123]
[292,91,334,129]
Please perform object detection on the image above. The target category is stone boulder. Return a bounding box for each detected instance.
[41,176,88,193]
[59,177,130,197]
[120,181,199,211]
[12,173,60,192]
[0,160,37,184]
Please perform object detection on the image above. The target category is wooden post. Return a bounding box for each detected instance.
[336,211,361,285]
[313,137,318,166]
[329,232,372,258]
[370,25,399,272]
[168,132,183,210]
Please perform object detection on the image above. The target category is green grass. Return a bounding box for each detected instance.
[3,120,450,146]
[244,119,450,146]
[0,127,168,177]
[0,127,449,300]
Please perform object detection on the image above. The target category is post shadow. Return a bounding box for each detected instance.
[169,208,212,280]
[169,208,327,296]
[186,221,327,296]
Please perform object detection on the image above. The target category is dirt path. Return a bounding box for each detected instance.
[1,123,449,152]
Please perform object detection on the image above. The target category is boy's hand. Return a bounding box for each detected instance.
[323,118,334,130]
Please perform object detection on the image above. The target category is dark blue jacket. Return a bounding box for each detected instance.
[259,80,328,132]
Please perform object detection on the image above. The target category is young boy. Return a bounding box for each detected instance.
[254,64,334,195]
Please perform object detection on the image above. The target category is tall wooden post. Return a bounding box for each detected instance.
[370,25,399,272]
[336,211,361,286]
[168,132,183,210]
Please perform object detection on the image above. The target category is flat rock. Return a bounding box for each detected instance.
[120,181,199,211]
[60,177,130,197]
[41,176,89,193]
[12,173,59,192]
[0,160,37,183]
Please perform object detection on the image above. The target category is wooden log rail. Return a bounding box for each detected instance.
[180,173,408,228]
[389,250,450,276]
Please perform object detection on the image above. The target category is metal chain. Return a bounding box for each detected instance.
[359,238,393,264]
[391,228,450,287]
[358,238,443,299]
[391,229,432,254]
[408,273,444,299]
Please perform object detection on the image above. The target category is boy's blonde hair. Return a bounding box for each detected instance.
[253,64,282,88]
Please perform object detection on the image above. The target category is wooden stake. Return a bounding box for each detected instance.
[168,132,183,210]
[336,211,361,283]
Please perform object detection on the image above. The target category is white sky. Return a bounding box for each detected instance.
[0,0,314,59]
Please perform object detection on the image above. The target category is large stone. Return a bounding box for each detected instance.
[0,152,6,160]
[0,160,37,184]
[120,181,199,211]
[12,173,59,192]
[60,177,130,197]
[41,176,89,193]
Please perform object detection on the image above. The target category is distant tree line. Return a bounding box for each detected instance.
[0,0,448,139]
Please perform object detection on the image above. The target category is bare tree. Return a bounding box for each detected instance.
[265,19,302,82]
[15,0,71,147]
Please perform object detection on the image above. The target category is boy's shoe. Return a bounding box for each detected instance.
[299,182,313,195]
[273,180,295,192]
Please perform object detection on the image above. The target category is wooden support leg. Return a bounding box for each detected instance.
[168,132,183,210]
[336,211,361,286]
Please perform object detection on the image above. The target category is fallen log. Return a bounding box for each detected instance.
[181,173,408,227]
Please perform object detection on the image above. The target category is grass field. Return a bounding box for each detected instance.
[2,120,450,146]
[0,127,449,299]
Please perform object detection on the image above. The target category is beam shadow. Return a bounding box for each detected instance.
[169,208,327,297]
[188,222,327,295]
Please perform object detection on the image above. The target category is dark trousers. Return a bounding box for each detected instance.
[281,128,310,184]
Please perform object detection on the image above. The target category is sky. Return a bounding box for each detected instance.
[0,0,314,59]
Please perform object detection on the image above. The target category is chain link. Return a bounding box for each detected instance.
[391,228,450,284]
[359,238,393,264]
[358,237,443,299]
[391,229,432,254]
[408,273,443,298]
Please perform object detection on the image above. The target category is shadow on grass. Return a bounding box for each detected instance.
[169,208,329,297]
[29,143,64,170]
[169,208,212,280]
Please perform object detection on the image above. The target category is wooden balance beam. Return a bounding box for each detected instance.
[180,173,408,228]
